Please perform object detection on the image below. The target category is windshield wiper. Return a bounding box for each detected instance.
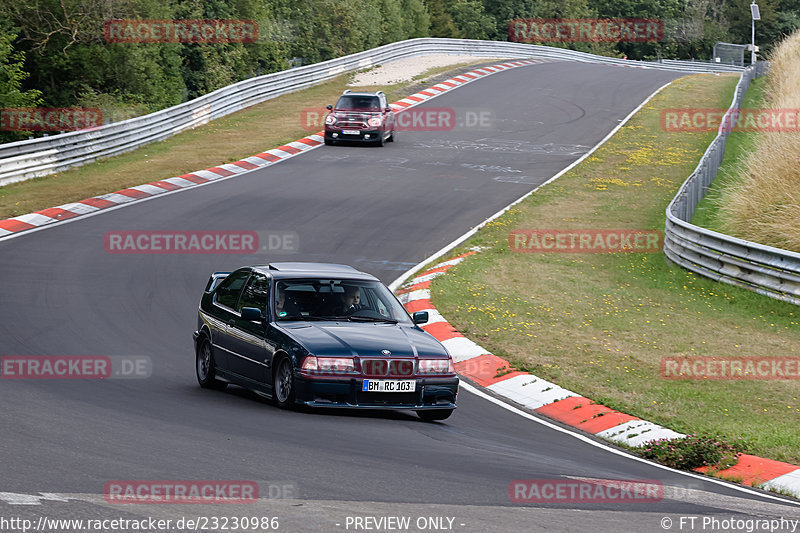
[278,315,331,321]
[346,316,398,323]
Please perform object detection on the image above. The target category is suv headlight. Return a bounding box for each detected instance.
[325,115,336,125]
[368,117,382,127]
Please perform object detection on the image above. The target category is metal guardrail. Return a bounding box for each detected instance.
[663,62,800,305]
[0,38,743,186]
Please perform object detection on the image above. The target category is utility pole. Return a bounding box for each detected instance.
[751,2,760,64]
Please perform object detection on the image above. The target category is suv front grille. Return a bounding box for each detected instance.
[336,113,378,129]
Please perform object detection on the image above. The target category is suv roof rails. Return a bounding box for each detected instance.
[376,90,384,95]
[342,89,352,94]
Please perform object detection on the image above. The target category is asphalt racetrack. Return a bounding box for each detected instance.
[2,61,799,532]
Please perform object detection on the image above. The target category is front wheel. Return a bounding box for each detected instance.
[273,357,296,409]
[324,138,334,146]
[196,338,227,390]
[386,129,395,142]
[417,409,453,421]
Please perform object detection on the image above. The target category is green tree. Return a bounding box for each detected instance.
[0,20,43,142]
[379,0,407,44]
[400,0,431,38]
[1,0,184,111]
[726,0,778,46]
[482,0,538,40]
[275,0,386,64]
[449,0,497,39]
[426,1,460,37]
[757,0,800,55]
[0,30,41,109]
[426,0,495,39]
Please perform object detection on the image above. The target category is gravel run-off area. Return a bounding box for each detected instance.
[348,54,510,86]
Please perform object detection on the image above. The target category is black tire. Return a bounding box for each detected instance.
[375,131,385,147]
[386,128,395,142]
[417,409,453,421]
[196,338,227,390]
[324,138,334,146]
[273,357,296,409]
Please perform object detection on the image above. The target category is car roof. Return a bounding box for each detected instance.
[340,90,382,97]
[251,262,379,281]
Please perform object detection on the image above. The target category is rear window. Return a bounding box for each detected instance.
[336,95,380,110]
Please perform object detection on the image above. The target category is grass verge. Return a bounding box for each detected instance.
[0,60,493,221]
[428,72,800,465]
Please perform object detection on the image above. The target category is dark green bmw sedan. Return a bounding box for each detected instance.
[193,263,458,420]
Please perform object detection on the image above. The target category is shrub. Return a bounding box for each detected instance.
[637,434,747,470]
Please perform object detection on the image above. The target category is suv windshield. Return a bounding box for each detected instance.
[336,95,380,110]
[274,278,411,323]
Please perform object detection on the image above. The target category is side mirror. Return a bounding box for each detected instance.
[326,104,333,110]
[385,107,392,113]
[412,311,429,325]
[241,307,263,322]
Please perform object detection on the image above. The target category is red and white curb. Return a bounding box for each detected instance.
[398,251,800,498]
[0,59,547,240]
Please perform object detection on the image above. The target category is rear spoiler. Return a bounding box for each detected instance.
[204,271,231,292]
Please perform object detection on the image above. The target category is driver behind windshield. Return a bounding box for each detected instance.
[340,286,365,315]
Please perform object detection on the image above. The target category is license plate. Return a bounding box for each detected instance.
[342,130,360,136]
[362,379,416,392]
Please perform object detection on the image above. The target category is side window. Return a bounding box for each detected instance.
[365,287,391,318]
[214,270,251,310]
[238,274,269,314]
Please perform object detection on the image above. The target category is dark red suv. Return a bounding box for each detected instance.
[324,90,396,146]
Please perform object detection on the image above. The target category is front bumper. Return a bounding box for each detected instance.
[325,128,383,142]
[295,374,458,409]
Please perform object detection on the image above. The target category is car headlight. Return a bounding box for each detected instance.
[368,117,382,127]
[417,358,454,375]
[325,115,336,125]
[301,356,356,374]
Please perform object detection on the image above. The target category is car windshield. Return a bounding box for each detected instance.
[274,278,411,324]
[336,95,380,110]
